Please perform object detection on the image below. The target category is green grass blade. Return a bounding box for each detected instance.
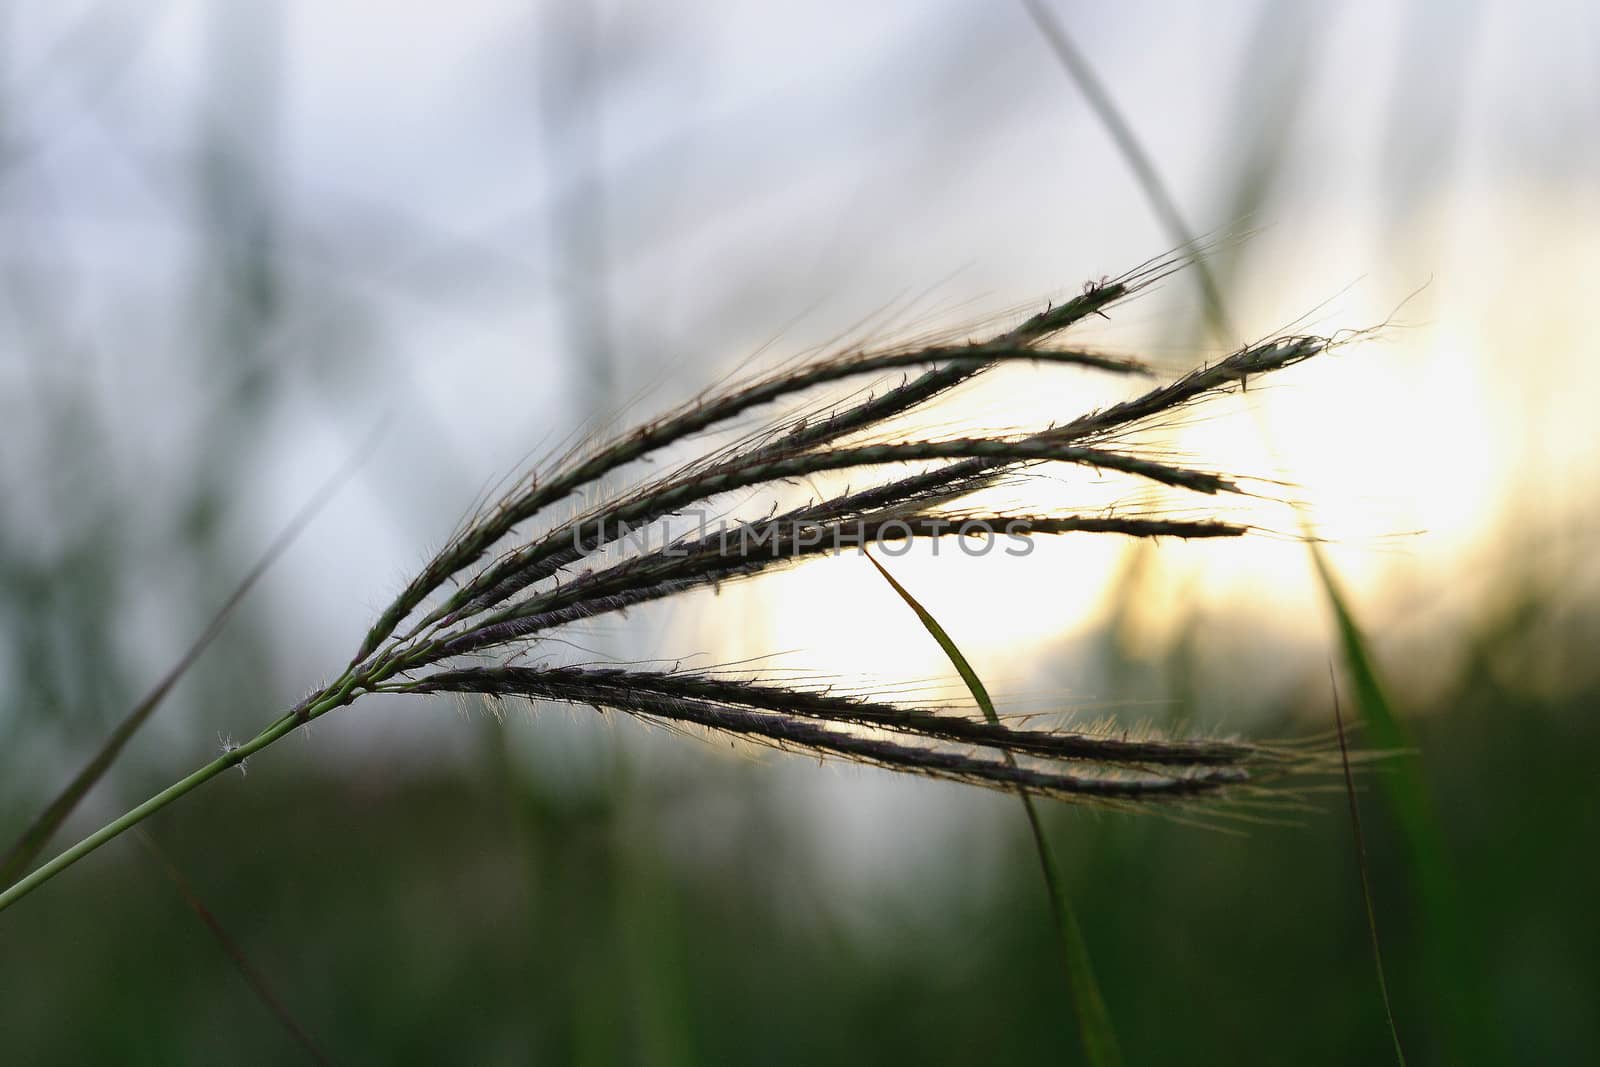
[861,549,1123,1067]
[0,426,380,887]
[136,829,335,1066]
[1330,668,1408,1066]
[1021,3,1486,1053]
[1020,0,1232,343]
[1310,545,1412,756]
[1311,544,1497,1064]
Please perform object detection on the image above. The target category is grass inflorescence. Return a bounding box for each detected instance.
[0,252,1349,913]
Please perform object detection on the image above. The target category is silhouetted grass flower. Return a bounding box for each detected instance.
[0,252,1348,912]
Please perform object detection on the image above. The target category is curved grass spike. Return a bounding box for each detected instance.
[434,515,1249,661]
[0,263,1343,917]
[353,275,1146,663]
[407,290,1159,638]
[437,437,1243,625]
[401,665,1262,771]
[861,548,1123,1067]
[401,669,1247,801]
[474,332,1319,627]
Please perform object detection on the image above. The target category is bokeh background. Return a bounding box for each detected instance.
[2,1,1597,1063]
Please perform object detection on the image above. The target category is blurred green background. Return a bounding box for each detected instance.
[3,1,1597,1063]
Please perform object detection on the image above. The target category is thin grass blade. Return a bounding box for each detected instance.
[1313,544,1495,1064]
[0,426,381,886]
[1331,668,1408,1065]
[861,548,1123,1067]
[136,830,334,1066]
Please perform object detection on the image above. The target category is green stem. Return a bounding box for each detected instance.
[0,678,358,915]
[0,436,378,888]
[1018,792,1122,1067]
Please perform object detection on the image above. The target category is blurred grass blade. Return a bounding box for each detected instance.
[1311,545,1411,755]
[1330,667,1408,1065]
[1312,544,1495,1064]
[1022,2,1489,1055]
[861,549,1123,1067]
[0,426,381,887]
[136,830,334,1066]
[1020,0,1232,342]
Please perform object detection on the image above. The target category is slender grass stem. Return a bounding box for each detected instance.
[0,680,356,914]
[1331,669,1408,1066]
